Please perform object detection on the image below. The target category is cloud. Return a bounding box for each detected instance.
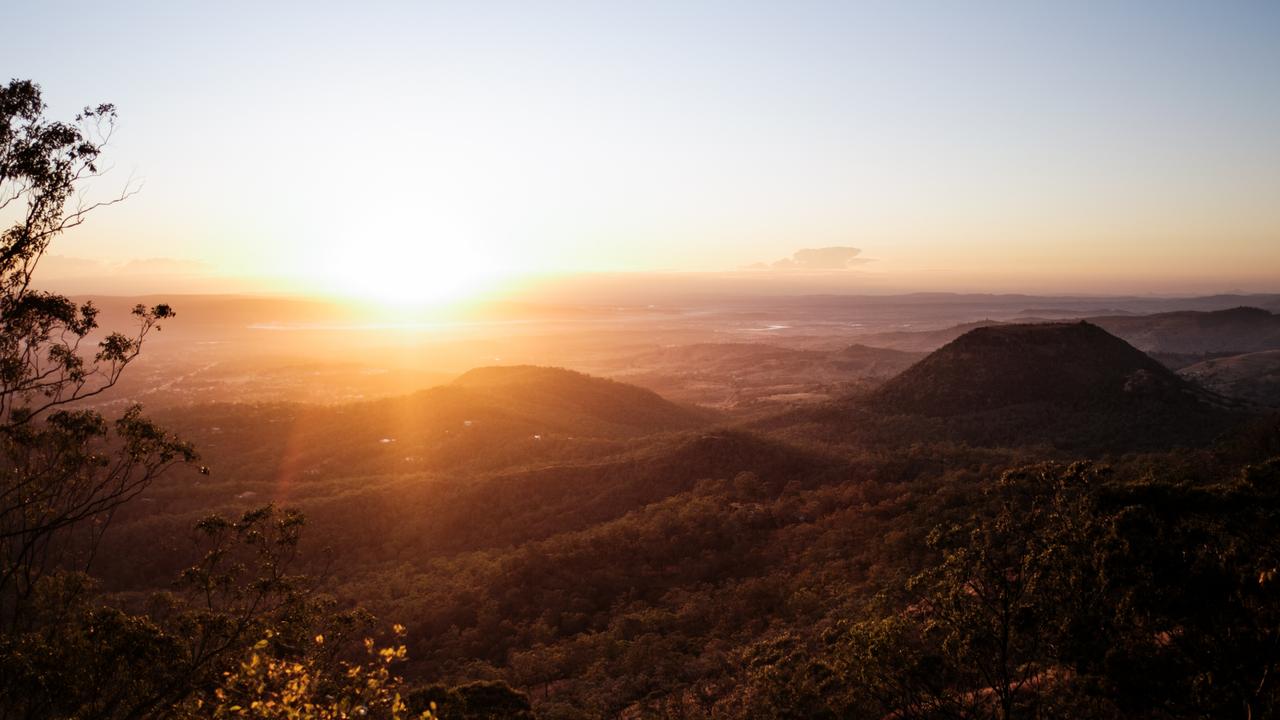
[748,246,872,271]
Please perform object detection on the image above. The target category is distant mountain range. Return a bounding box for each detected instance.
[857,307,1280,357]
[1089,307,1280,355]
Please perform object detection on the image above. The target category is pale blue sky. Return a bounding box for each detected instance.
[4,1,1279,297]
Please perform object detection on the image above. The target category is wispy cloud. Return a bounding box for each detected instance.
[745,246,873,271]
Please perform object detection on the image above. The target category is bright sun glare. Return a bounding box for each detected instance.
[310,232,506,309]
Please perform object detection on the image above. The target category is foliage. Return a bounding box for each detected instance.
[744,458,1280,719]
[0,506,318,714]
[1,78,192,628]
[66,389,1278,719]
[406,681,534,720]
[1,80,440,718]
[202,627,431,720]
[0,503,443,719]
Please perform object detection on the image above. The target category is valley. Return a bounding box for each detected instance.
[74,293,1280,718]
[7,18,1280,716]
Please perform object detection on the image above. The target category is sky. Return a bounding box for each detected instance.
[3,0,1280,301]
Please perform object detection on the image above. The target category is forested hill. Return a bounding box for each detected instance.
[870,322,1202,415]
[773,322,1243,453]
[449,365,714,435]
[45,349,1280,718]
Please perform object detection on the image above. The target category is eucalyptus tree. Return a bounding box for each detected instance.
[0,78,194,627]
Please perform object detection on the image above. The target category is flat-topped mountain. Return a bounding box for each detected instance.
[871,322,1202,417]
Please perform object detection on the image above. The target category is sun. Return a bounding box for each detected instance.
[308,231,507,309]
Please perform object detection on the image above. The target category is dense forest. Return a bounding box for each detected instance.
[4,79,1280,720]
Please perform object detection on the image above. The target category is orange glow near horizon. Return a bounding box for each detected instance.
[7,3,1280,298]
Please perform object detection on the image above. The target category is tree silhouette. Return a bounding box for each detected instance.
[0,81,441,719]
[0,78,194,626]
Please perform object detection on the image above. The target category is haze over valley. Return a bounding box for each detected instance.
[4,1,1280,718]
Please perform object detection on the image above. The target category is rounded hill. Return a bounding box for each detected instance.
[450,365,714,435]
